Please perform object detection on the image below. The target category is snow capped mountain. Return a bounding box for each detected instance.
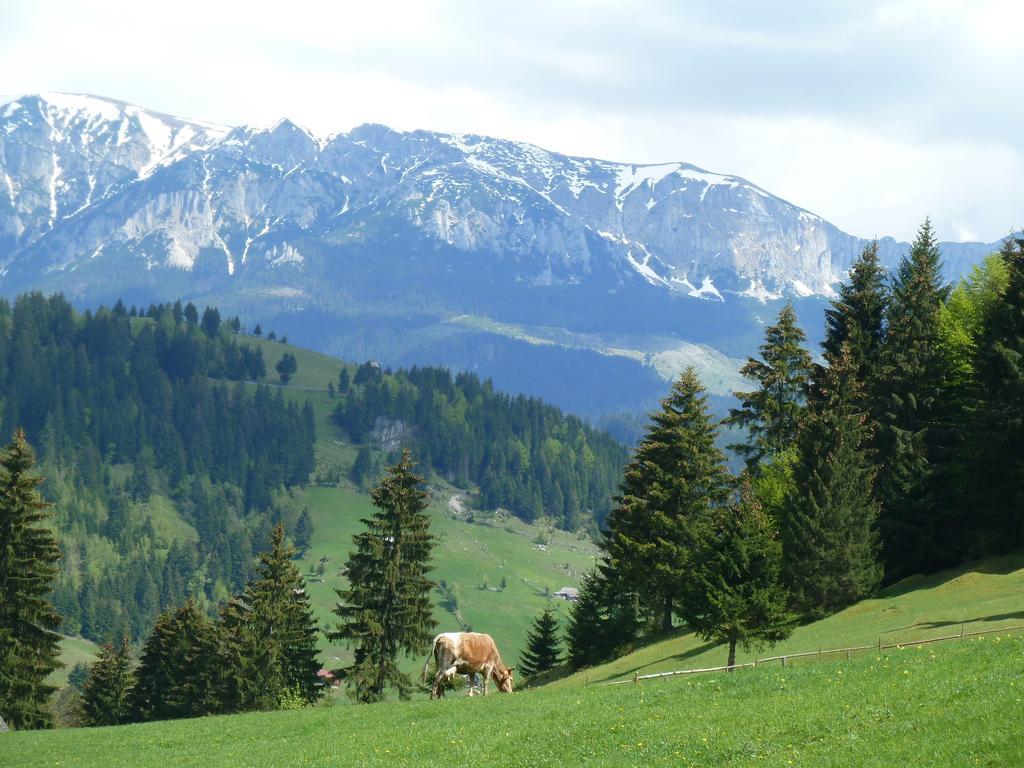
[0,93,994,299]
[0,93,227,251]
[0,93,1000,416]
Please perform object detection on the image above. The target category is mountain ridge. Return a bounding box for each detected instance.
[0,92,1004,416]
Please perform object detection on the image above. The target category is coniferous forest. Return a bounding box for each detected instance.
[0,293,316,644]
[568,224,1024,668]
[2,223,1024,728]
[334,364,627,530]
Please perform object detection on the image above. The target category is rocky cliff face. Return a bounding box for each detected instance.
[1,93,994,301]
[0,93,1001,416]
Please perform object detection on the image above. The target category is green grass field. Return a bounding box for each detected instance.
[242,337,602,667]
[545,552,1024,687]
[7,631,1022,767]
[50,636,99,688]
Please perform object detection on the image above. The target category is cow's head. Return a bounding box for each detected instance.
[494,666,514,693]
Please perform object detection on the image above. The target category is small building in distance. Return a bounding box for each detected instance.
[553,587,579,602]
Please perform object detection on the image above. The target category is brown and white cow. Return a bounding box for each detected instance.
[421,632,514,699]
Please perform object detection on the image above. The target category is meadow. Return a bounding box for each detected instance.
[544,552,1024,687]
[8,631,1022,767]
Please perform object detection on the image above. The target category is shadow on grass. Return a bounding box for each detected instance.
[880,610,1024,634]
[587,640,718,685]
[878,552,1024,599]
[914,610,1024,629]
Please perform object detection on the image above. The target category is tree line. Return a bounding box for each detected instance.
[1,427,437,726]
[0,293,316,644]
[567,222,1024,669]
[333,363,628,530]
[76,523,322,726]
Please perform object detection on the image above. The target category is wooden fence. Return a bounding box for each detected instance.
[594,623,1024,687]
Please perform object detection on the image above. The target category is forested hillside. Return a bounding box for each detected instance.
[0,292,625,649]
[334,364,627,529]
[0,294,317,643]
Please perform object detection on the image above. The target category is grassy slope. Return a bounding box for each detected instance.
[243,336,600,665]
[46,335,597,690]
[547,552,1024,687]
[50,636,99,688]
[7,632,1022,767]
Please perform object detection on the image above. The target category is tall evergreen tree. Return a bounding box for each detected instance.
[131,599,220,721]
[330,450,437,702]
[275,353,298,384]
[727,303,813,472]
[971,236,1024,551]
[0,429,62,730]
[682,484,791,668]
[220,524,322,711]
[822,242,888,376]
[82,636,135,726]
[875,219,951,579]
[564,570,640,670]
[518,607,563,678]
[782,347,882,617]
[602,368,732,633]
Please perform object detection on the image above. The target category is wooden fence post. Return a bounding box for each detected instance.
[960,622,965,642]
[633,671,639,685]
[781,656,786,668]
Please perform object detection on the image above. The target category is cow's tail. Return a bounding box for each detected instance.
[421,635,439,682]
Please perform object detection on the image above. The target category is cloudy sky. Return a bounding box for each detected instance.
[2,0,1020,242]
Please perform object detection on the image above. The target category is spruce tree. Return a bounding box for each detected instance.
[220,523,322,711]
[0,429,62,730]
[275,353,298,384]
[875,219,951,579]
[82,636,135,726]
[294,509,313,553]
[782,347,882,617]
[565,570,640,669]
[682,484,791,668]
[727,303,813,472]
[822,242,888,376]
[972,236,1024,550]
[602,368,732,633]
[132,599,220,721]
[518,607,563,678]
[330,450,436,702]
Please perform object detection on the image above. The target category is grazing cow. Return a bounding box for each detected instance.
[422,632,514,699]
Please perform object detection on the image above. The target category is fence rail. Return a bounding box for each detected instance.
[595,623,1024,687]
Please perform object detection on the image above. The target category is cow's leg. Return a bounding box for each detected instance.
[432,670,446,699]
[441,664,459,697]
[481,664,492,696]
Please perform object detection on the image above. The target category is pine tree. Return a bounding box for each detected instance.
[518,607,563,678]
[971,236,1024,550]
[602,368,732,633]
[682,484,791,668]
[875,219,951,579]
[131,599,220,721]
[330,450,437,702]
[275,353,297,384]
[781,346,882,617]
[822,242,888,377]
[565,570,640,669]
[82,636,135,726]
[220,524,322,711]
[294,509,313,553]
[727,303,813,473]
[350,445,373,488]
[0,429,62,730]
